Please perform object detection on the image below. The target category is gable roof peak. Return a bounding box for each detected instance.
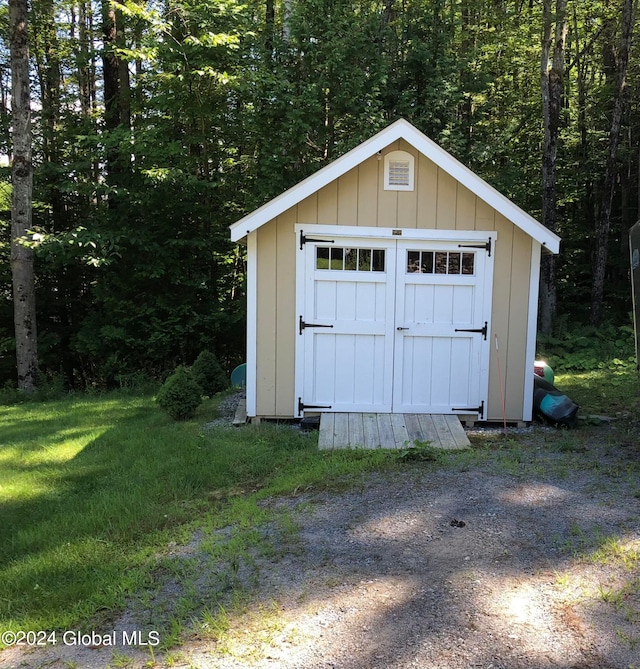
[230,118,560,253]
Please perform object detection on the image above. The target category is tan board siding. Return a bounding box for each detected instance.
[255,214,297,417]
[502,227,533,421]
[256,223,277,415]
[275,210,297,415]
[255,144,533,421]
[486,215,532,421]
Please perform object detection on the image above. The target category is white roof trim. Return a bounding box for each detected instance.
[229,119,560,253]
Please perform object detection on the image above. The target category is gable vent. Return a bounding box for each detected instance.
[388,160,410,186]
[384,150,415,191]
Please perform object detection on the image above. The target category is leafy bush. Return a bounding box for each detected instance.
[191,350,228,397]
[156,366,203,420]
[537,323,636,372]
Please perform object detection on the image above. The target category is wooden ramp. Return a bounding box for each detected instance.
[318,413,470,450]
[232,399,247,426]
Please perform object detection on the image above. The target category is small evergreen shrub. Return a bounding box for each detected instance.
[156,366,203,420]
[191,350,228,397]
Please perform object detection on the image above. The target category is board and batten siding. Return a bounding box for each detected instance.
[254,140,535,421]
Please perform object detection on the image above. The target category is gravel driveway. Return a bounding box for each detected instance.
[3,425,640,669]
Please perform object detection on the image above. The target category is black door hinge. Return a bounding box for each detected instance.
[452,400,484,419]
[298,397,332,414]
[454,321,488,340]
[300,230,335,250]
[299,315,334,335]
[458,238,492,257]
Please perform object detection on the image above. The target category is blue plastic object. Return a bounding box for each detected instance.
[230,363,246,387]
[533,374,579,427]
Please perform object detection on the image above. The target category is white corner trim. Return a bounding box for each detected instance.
[523,242,542,422]
[245,231,257,417]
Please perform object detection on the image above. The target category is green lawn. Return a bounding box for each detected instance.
[1,364,638,645]
[555,366,640,417]
[0,392,403,638]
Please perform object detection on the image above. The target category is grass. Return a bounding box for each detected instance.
[554,366,640,417]
[1,362,639,650]
[0,390,413,641]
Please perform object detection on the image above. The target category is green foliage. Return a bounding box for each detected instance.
[0,0,638,388]
[191,350,229,397]
[537,322,636,372]
[156,366,203,420]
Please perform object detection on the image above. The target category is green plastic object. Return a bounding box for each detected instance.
[534,360,554,384]
[230,363,246,387]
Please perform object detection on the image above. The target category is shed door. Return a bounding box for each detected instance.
[393,241,488,414]
[301,238,396,412]
[299,235,492,416]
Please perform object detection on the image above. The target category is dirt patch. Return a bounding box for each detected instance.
[3,427,640,669]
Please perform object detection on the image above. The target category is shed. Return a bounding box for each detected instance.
[230,119,560,425]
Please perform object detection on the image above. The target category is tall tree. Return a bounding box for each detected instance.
[9,0,38,391]
[539,0,569,335]
[102,0,131,197]
[590,0,637,325]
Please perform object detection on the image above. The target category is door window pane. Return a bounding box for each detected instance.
[407,251,420,273]
[316,246,386,272]
[372,249,385,272]
[462,253,475,274]
[330,247,344,269]
[358,249,372,271]
[435,252,448,274]
[406,250,475,275]
[316,247,330,269]
[344,248,358,270]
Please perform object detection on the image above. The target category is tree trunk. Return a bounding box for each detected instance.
[590,0,637,326]
[77,0,96,119]
[9,0,38,391]
[102,0,131,204]
[539,0,568,335]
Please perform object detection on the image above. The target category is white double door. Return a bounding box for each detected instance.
[298,232,494,416]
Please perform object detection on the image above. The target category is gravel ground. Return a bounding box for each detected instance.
[3,416,640,669]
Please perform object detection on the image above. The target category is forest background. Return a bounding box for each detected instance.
[0,0,638,390]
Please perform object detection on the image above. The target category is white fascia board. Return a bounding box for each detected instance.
[230,122,407,243]
[398,123,561,254]
[231,119,561,254]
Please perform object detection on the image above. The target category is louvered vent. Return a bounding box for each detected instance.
[384,150,414,190]
[388,160,411,187]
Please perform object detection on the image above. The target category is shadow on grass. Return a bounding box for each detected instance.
[3,395,640,668]
[0,395,228,629]
[0,394,329,633]
[141,424,640,668]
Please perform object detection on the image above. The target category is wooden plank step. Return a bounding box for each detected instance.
[362,413,381,449]
[232,399,247,426]
[318,413,470,450]
[443,414,471,448]
[318,412,334,450]
[390,414,411,449]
